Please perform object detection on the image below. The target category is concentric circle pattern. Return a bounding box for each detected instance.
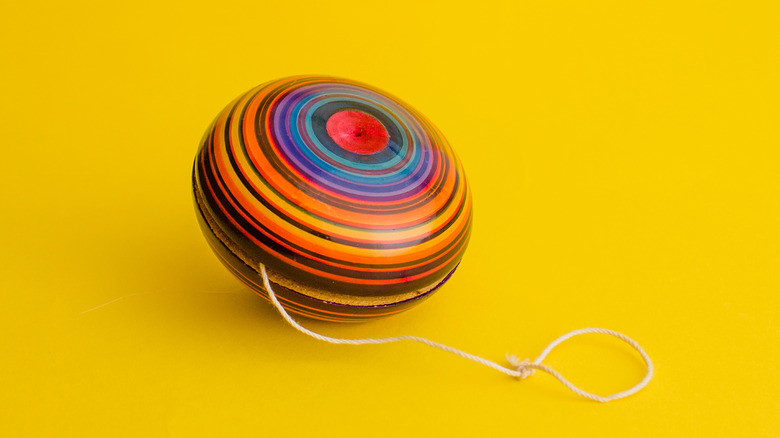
[193,76,472,320]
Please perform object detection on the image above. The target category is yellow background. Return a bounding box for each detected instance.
[1,1,778,436]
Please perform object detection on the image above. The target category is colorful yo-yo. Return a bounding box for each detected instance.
[192,76,472,322]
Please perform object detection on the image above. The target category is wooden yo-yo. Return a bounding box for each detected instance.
[192,76,472,322]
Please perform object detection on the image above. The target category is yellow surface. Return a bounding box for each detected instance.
[1,1,778,436]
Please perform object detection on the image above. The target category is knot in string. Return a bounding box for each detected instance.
[506,355,536,380]
[259,265,653,403]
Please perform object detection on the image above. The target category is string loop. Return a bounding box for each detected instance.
[259,265,653,402]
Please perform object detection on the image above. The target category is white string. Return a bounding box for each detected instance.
[259,265,654,402]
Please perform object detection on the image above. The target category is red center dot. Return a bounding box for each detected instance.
[325,110,389,155]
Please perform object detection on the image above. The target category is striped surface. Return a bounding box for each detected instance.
[193,76,472,319]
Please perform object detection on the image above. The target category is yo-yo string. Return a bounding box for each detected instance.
[260,264,653,403]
